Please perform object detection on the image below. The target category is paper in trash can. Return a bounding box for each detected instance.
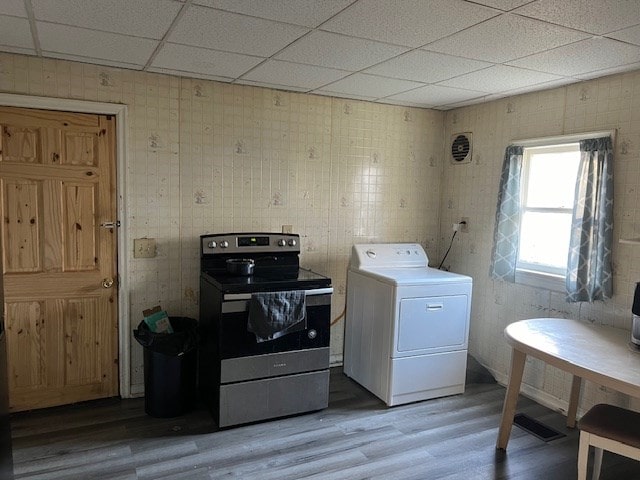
[134,316,197,357]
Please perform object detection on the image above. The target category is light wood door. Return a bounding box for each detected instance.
[0,106,118,412]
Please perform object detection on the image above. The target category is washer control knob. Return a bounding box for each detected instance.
[278,239,287,247]
[220,240,229,248]
[288,239,297,247]
[308,329,317,339]
[207,241,217,248]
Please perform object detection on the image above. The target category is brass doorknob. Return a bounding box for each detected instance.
[102,278,114,288]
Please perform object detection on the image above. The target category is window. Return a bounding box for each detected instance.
[490,134,613,302]
[515,144,580,290]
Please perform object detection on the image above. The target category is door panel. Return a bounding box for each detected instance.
[65,298,101,386]
[63,183,97,271]
[64,132,97,166]
[2,126,40,163]
[5,301,45,389]
[2,179,41,273]
[0,106,118,411]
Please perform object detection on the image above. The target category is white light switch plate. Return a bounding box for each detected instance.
[134,238,157,258]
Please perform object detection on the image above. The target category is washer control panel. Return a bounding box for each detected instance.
[351,243,428,269]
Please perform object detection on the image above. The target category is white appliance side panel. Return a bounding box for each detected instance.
[397,295,468,352]
[343,271,394,403]
[389,350,468,406]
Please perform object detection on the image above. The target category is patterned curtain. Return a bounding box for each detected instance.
[490,145,524,282]
[566,137,614,302]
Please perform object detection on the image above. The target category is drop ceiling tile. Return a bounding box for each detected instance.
[385,84,487,106]
[198,0,353,28]
[441,94,503,109]
[148,66,234,83]
[365,50,492,83]
[169,5,309,57]
[241,59,349,90]
[31,0,182,39]
[42,52,145,70]
[608,25,640,47]
[0,16,35,50]
[501,76,578,95]
[439,64,563,93]
[426,13,589,63]
[152,43,264,78]
[2,46,37,56]
[0,0,27,17]
[574,61,640,80]
[37,22,159,66]
[376,98,429,108]
[234,79,310,92]
[276,31,407,71]
[321,0,498,48]
[470,0,531,11]
[317,73,424,98]
[313,90,377,101]
[508,37,640,76]
[513,0,640,35]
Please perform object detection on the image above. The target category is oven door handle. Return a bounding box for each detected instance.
[223,287,333,301]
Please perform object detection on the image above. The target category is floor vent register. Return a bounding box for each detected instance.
[513,413,566,442]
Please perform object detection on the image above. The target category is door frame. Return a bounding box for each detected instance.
[0,93,132,398]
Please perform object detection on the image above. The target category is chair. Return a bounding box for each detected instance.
[577,403,640,480]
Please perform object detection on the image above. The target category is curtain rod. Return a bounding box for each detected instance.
[511,130,616,147]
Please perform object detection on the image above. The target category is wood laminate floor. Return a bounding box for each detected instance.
[9,367,640,480]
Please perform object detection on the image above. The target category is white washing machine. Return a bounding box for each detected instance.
[343,243,472,406]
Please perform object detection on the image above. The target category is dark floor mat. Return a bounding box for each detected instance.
[513,412,566,442]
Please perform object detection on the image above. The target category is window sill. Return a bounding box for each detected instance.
[515,269,566,293]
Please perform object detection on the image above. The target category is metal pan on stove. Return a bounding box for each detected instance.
[226,258,255,276]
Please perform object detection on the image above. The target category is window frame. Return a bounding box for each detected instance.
[514,142,580,292]
[492,130,614,294]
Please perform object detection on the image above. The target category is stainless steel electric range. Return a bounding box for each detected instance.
[198,232,333,428]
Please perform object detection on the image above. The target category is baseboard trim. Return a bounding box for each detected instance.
[129,384,144,398]
[485,364,578,418]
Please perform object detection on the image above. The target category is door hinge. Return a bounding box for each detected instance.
[100,220,121,229]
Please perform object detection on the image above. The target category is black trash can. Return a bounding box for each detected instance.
[134,316,197,418]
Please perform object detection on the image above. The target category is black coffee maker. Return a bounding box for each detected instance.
[632,283,640,347]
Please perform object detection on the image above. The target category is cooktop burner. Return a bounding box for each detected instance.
[200,233,331,294]
[201,268,331,294]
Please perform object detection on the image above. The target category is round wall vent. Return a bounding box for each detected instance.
[451,133,472,164]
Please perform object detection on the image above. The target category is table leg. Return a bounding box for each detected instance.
[496,348,526,450]
[566,375,582,428]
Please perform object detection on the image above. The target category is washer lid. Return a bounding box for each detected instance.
[356,266,472,286]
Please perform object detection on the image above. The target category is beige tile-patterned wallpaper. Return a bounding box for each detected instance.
[3,51,640,414]
[0,52,444,391]
[441,71,640,413]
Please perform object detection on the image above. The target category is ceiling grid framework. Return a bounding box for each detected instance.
[0,0,639,110]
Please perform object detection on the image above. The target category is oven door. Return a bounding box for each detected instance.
[218,288,332,359]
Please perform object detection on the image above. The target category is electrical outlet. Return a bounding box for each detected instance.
[134,238,157,258]
[282,224,293,234]
[460,217,469,233]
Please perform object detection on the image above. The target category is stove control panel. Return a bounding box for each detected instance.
[201,233,301,255]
